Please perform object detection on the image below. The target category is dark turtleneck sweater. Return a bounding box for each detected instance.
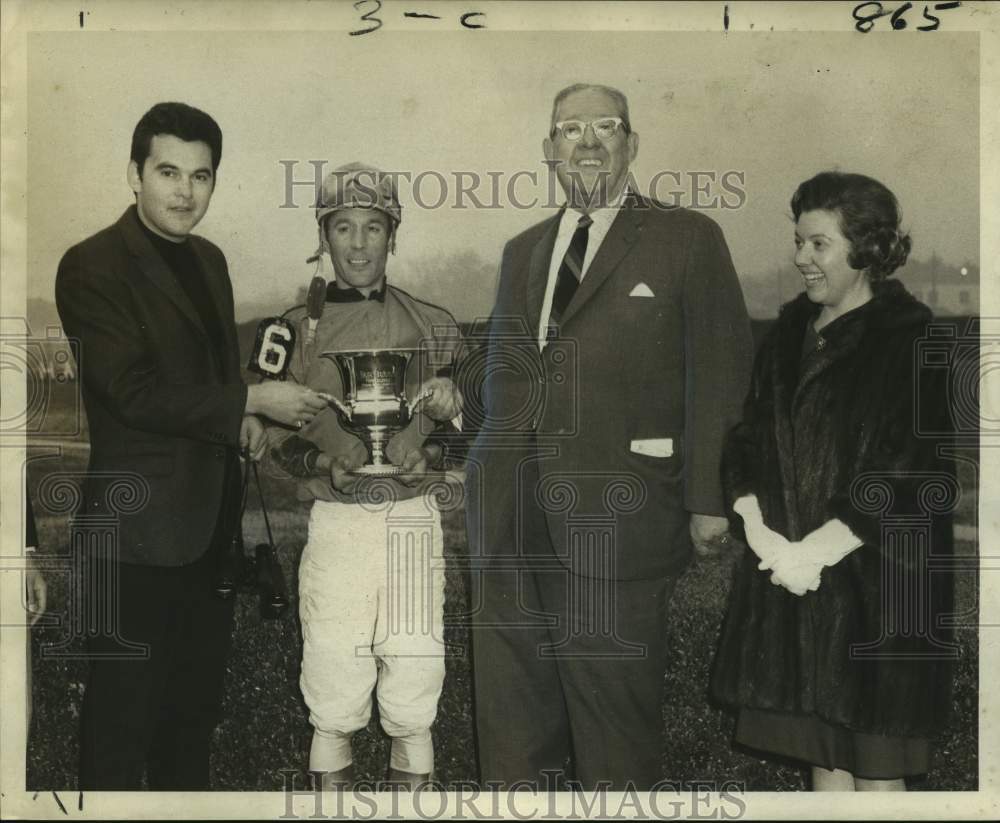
[138,216,227,359]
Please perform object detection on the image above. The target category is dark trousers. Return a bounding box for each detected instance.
[472,459,678,791]
[78,545,235,790]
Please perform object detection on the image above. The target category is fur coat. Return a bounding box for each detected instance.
[711,279,956,738]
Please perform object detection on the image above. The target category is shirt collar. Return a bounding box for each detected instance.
[326,280,388,303]
[560,185,629,232]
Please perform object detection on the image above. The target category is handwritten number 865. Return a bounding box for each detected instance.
[852,1,961,33]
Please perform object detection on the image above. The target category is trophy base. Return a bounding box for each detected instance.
[349,464,406,477]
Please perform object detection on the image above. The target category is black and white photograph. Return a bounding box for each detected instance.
[1,0,996,819]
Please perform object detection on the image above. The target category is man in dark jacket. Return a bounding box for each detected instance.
[55,102,327,789]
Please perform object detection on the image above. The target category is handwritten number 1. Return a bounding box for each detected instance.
[351,0,383,36]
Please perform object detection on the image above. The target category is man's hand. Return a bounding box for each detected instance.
[239,416,267,461]
[246,382,328,428]
[316,453,364,494]
[397,445,438,487]
[689,513,731,557]
[414,377,462,422]
[25,554,47,627]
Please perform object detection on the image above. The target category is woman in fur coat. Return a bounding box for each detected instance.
[711,171,956,791]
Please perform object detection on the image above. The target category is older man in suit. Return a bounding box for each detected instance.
[55,102,327,789]
[466,83,753,789]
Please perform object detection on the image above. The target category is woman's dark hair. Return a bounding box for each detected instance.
[791,171,911,282]
[130,102,223,177]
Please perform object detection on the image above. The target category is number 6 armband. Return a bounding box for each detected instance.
[248,317,297,380]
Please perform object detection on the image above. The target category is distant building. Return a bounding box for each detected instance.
[744,255,979,319]
[903,254,979,316]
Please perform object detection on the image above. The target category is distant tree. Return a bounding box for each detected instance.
[394,249,496,322]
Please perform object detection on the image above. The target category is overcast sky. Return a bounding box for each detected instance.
[26,29,978,321]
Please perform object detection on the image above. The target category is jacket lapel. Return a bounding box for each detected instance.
[770,295,874,537]
[117,206,211,343]
[559,195,645,328]
[525,213,562,339]
[189,239,239,375]
[792,311,867,414]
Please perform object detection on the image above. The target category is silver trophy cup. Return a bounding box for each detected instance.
[321,349,427,476]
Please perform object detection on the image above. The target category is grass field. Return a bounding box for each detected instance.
[23,442,979,792]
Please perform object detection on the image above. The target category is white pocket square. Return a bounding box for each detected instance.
[629,282,655,298]
[630,438,673,458]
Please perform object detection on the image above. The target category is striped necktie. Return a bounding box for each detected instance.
[548,213,593,338]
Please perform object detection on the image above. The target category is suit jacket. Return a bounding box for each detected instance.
[56,205,247,566]
[465,195,753,580]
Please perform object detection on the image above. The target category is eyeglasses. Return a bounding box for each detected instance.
[552,117,627,142]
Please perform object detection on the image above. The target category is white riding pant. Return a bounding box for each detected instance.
[299,495,446,774]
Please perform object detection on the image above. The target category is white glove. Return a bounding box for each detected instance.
[767,559,823,596]
[800,518,865,565]
[733,495,790,564]
[733,495,821,596]
[759,517,864,596]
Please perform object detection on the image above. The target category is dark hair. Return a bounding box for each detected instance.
[130,102,223,177]
[791,171,911,282]
[549,83,632,137]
